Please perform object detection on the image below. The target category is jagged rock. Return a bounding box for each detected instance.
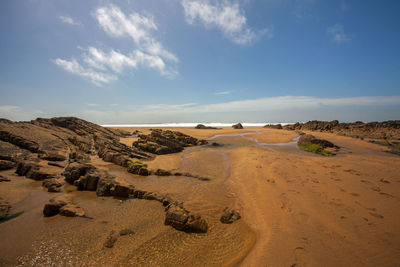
[42,178,62,192]
[232,123,243,129]
[132,129,200,155]
[127,163,149,176]
[264,124,283,129]
[59,204,85,217]
[298,134,336,148]
[74,170,102,191]
[111,184,131,198]
[220,208,241,224]
[63,162,94,184]
[43,195,70,217]
[0,160,16,170]
[165,205,189,231]
[96,177,115,197]
[184,215,208,233]
[16,161,53,180]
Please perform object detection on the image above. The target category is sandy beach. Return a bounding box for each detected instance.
[0,124,399,266]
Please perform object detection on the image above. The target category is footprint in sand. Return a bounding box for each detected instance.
[360,179,372,185]
[379,179,390,184]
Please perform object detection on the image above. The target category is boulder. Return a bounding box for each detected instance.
[232,123,243,129]
[38,151,66,162]
[63,162,94,184]
[43,195,70,217]
[127,164,149,176]
[165,205,189,231]
[59,204,85,217]
[0,160,16,170]
[111,184,131,198]
[154,169,172,176]
[263,124,283,129]
[195,124,217,130]
[16,162,39,176]
[220,208,241,224]
[42,178,62,192]
[73,170,102,191]
[184,215,208,233]
[96,177,115,197]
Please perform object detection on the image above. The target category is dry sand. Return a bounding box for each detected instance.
[1,127,399,266]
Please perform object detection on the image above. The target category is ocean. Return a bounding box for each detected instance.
[101,122,292,128]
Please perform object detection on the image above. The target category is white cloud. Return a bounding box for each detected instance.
[59,15,81,26]
[181,0,269,45]
[86,103,100,107]
[94,5,178,63]
[53,58,117,86]
[215,90,231,95]
[326,24,352,43]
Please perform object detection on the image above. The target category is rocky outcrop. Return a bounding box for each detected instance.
[42,178,63,192]
[0,160,16,170]
[127,162,150,176]
[164,204,208,233]
[132,129,206,155]
[283,120,400,139]
[195,124,218,130]
[264,124,283,129]
[232,123,243,129]
[0,130,39,152]
[16,161,53,180]
[59,205,85,217]
[43,195,85,217]
[63,162,95,184]
[220,208,241,224]
[297,134,339,156]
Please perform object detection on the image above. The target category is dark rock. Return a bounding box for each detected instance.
[184,215,208,233]
[211,142,222,147]
[74,170,102,191]
[16,162,39,176]
[127,164,149,176]
[0,175,10,182]
[232,123,243,129]
[26,169,53,180]
[43,195,70,217]
[42,178,62,192]
[63,162,94,184]
[0,130,39,152]
[165,205,189,230]
[96,177,115,197]
[38,151,66,161]
[59,205,85,217]
[264,124,283,129]
[220,208,241,224]
[0,160,16,170]
[119,229,135,236]
[111,184,131,198]
[154,169,172,176]
[298,134,336,149]
[48,162,65,168]
[195,124,218,129]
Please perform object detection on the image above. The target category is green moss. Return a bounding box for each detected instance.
[65,189,74,193]
[299,143,333,156]
[82,157,90,162]
[131,161,147,168]
[0,211,24,224]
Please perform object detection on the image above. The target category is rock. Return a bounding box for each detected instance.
[0,175,10,182]
[16,161,39,176]
[298,134,336,149]
[48,162,65,168]
[184,215,208,233]
[63,162,94,184]
[42,178,62,192]
[96,177,115,197]
[59,204,85,217]
[154,169,172,176]
[26,169,53,180]
[74,170,102,191]
[220,208,241,224]
[263,124,282,129]
[232,123,243,129]
[127,163,149,176]
[43,195,70,217]
[211,142,222,147]
[165,205,189,231]
[195,124,218,129]
[104,231,119,248]
[119,229,135,236]
[0,130,39,152]
[38,151,66,161]
[111,184,131,198]
[0,160,16,170]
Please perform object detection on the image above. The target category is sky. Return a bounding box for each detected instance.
[0,0,399,124]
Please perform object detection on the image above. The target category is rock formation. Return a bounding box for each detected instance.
[232,123,243,129]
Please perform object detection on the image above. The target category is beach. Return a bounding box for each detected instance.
[0,122,399,266]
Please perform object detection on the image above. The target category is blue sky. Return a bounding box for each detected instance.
[0,0,399,124]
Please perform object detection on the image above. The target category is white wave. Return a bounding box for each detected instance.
[102,122,293,128]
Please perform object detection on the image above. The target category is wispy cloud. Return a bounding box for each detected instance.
[53,58,117,86]
[59,15,81,26]
[86,103,100,107]
[326,24,352,43]
[54,5,178,86]
[181,0,271,45]
[214,90,231,95]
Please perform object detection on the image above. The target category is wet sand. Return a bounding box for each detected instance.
[1,128,399,266]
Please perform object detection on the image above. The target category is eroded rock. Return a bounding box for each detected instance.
[220,208,241,224]
[232,123,243,129]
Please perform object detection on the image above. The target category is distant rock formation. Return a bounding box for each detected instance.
[283,120,400,139]
[232,123,243,129]
[195,124,218,130]
[263,124,282,129]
